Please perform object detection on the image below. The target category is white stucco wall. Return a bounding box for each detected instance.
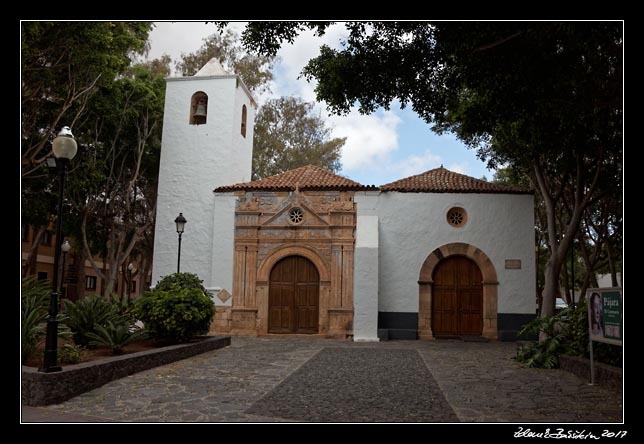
[209,193,237,305]
[353,192,380,341]
[377,192,535,315]
[152,75,254,288]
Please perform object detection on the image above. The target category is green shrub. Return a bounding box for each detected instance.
[515,301,622,369]
[134,286,215,342]
[515,315,570,368]
[63,295,119,347]
[58,343,81,364]
[154,272,208,293]
[110,293,136,323]
[21,277,72,364]
[559,301,622,367]
[86,321,147,355]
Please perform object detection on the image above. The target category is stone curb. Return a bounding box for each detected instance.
[559,354,622,389]
[22,335,231,406]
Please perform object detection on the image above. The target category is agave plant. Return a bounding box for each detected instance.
[85,321,147,355]
[21,277,50,364]
[63,295,119,347]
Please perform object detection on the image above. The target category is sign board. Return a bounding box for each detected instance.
[504,259,522,269]
[587,287,622,346]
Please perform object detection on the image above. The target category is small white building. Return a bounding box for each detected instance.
[152,61,536,341]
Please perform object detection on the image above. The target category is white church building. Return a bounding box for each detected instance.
[152,60,536,342]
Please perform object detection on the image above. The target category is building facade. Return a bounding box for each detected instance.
[21,227,143,301]
[152,60,536,341]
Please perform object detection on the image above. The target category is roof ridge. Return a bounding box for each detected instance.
[214,164,374,192]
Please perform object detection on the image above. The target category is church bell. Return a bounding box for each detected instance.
[194,103,207,117]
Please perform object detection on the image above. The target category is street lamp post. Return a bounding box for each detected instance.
[175,213,187,274]
[41,127,77,373]
[60,239,71,299]
[127,262,134,301]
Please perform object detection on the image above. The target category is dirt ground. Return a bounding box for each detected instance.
[23,338,161,368]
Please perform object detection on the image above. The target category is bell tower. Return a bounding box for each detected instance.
[152,59,255,287]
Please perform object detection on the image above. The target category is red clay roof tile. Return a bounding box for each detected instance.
[379,167,531,194]
[214,165,375,192]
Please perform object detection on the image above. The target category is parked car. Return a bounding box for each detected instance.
[555,297,568,311]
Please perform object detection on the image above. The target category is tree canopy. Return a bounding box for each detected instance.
[21,22,160,295]
[21,21,152,178]
[176,28,275,94]
[252,96,345,179]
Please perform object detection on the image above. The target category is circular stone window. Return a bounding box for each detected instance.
[288,207,305,225]
[447,207,467,227]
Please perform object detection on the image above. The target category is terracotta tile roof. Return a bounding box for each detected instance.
[214,165,375,192]
[379,166,532,194]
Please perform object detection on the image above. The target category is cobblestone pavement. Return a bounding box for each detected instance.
[246,348,457,422]
[23,337,623,423]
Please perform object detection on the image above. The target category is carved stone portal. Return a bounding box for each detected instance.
[217,190,357,338]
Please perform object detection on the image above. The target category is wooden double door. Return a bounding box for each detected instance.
[269,256,319,334]
[432,256,483,336]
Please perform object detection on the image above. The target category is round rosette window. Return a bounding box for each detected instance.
[447,207,467,227]
[288,207,305,225]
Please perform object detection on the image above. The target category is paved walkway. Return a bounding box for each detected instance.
[22,337,623,423]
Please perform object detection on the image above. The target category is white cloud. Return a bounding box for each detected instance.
[390,150,442,178]
[148,22,218,63]
[447,162,468,175]
[273,23,348,102]
[328,110,402,171]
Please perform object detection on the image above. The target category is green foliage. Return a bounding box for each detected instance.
[559,301,622,367]
[21,277,72,364]
[154,272,208,293]
[110,293,137,323]
[58,343,81,365]
[515,302,622,368]
[515,315,569,369]
[134,275,215,342]
[558,303,589,356]
[21,277,51,364]
[21,21,152,178]
[176,28,275,94]
[63,295,120,347]
[252,97,345,180]
[86,321,147,355]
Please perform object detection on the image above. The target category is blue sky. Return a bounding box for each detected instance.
[147,22,495,186]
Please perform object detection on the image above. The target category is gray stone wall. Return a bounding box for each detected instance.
[22,336,230,406]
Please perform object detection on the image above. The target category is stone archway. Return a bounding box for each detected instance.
[418,242,498,340]
[256,245,331,335]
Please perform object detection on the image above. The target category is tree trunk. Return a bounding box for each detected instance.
[561,262,570,305]
[541,255,564,318]
[75,246,87,299]
[22,225,46,277]
[605,241,619,287]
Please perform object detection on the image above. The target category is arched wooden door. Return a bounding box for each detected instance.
[269,256,319,334]
[432,256,483,336]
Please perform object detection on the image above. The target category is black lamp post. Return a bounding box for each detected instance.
[127,262,134,301]
[41,127,77,373]
[175,213,187,274]
[60,239,71,299]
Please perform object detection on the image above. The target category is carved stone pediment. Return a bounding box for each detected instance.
[261,200,328,227]
[236,193,259,211]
